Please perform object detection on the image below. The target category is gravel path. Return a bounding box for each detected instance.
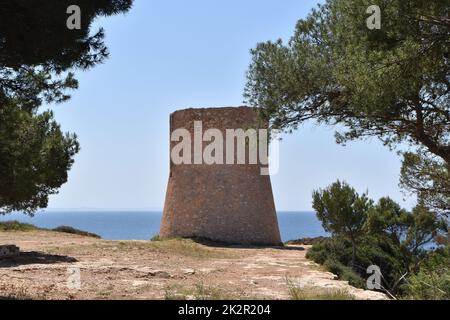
[0,231,387,300]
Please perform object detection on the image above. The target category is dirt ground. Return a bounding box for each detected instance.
[0,231,387,300]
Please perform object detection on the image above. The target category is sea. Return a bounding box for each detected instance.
[0,211,328,242]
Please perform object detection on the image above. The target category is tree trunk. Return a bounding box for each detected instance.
[351,240,357,268]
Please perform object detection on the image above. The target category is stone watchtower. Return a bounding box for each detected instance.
[160,107,282,246]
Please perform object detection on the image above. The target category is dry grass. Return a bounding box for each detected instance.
[287,279,354,300]
[123,238,241,259]
[147,239,239,259]
[0,283,55,300]
[288,286,354,300]
[164,282,242,300]
[45,238,241,260]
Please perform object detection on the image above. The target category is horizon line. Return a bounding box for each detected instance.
[43,208,315,213]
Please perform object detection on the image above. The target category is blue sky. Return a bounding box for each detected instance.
[46,0,415,211]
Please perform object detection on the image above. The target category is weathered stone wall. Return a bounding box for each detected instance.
[160,107,282,246]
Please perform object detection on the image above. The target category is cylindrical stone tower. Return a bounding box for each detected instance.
[160,107,282,246]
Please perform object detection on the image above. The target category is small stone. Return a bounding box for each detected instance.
[182,268,196,275]
[0,245,20,259]
[149,270,171,279]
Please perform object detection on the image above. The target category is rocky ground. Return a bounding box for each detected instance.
[0,231,387,300]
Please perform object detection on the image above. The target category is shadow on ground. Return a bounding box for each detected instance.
[0,252,78,268]
[190,237,306,251]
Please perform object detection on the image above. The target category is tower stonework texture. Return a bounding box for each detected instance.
[160,107,282,246]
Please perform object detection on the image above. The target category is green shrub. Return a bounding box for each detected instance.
[323,258,366,288]
[0,221,39,231]
[150,235,162,241]
[306,181,448,298]
[306,236,404,290]
[403,247,450,300]
[306,237,349,264]
[0,221,101,239]
[52,226,101,238]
